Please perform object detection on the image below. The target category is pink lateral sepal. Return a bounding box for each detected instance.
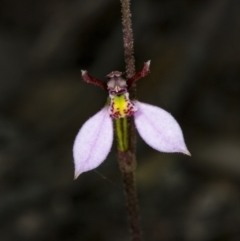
[73,107,113,179]
[134,101,190,155]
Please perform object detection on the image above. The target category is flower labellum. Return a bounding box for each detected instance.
[73,61,190,178]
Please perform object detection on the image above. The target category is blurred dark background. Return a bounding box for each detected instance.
[1,0,240,240]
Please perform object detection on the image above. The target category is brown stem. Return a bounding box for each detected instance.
[121,0,135,80]
[118,0,143,240]
[123,172,142,241]
[117,145,142,241]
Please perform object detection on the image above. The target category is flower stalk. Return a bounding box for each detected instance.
[118,0,143,240]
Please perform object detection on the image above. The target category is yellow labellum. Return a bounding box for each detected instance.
[109,93,137,119]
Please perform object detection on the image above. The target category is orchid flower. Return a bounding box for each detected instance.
[73,61,190,178]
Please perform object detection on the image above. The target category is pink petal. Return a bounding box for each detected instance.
[134,102,190,155]
[73,107,113,178]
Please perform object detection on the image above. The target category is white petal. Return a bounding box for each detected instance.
[73,107,113,178]
[134,102,190,155]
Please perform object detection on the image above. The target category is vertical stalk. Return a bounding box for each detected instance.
[115,117,142,241]
[115,0,143,240]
